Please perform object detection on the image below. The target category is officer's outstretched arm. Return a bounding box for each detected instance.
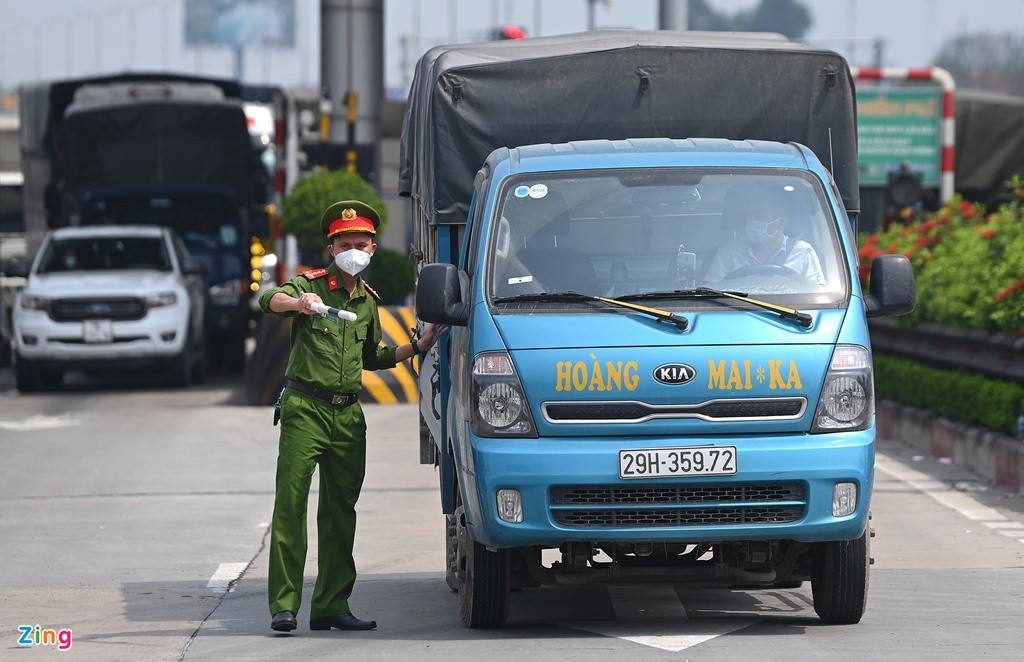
[268,291,322,315]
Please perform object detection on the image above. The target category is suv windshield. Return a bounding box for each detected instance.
[38,236,171,273]
[488,169,848,308]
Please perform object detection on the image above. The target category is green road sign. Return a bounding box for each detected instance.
[856,87,942,187]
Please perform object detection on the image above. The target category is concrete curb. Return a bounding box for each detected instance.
[877,400,1024,493]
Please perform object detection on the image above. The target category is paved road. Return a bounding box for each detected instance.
[1,369,1023,660]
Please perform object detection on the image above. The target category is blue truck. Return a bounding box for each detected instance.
[401,31,916,628]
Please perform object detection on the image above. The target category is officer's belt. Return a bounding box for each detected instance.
[284,379,359,406]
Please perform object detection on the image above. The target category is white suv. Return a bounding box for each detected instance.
[12,225,207,391]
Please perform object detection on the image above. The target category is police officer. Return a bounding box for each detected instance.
[261,200,444,633]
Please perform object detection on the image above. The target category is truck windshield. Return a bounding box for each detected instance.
[488,169,848,308]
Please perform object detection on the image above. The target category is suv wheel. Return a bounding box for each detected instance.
[15,354,63,392]
[168,339,194,388]
[15,353,40,392]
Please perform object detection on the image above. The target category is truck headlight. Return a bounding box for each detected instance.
[210,278,242,305]
[812,345,874,432]
[471,351,538,438]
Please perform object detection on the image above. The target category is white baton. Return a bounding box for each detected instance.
[310,301,358,321]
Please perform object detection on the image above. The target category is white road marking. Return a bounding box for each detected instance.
[207,562,248,593]
[0,413,81,432]
[876,454,1024,545]
[610,586,688,622]
[563,586,757,652]
[983,521,1024,539]
[983,521,1021,530]
[875,456,1010,522]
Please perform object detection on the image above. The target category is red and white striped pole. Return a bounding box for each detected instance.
[852,66,956,203]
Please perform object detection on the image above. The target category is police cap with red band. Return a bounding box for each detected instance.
[320,200,380,239]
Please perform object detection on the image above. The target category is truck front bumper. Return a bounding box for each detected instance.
[460,428,874,548]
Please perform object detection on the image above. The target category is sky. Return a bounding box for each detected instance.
[1,0,1024,101]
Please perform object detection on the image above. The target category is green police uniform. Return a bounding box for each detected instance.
[261,201,397,621]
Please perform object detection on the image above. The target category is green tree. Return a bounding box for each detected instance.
[934,32,1024,96]
[736,0,812,38]
[688,0,811,38]
[688,0,734,31]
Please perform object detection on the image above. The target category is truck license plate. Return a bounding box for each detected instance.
[83,319,113,343]
[619,446,737,479]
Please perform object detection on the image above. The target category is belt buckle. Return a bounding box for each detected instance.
[331,394,348,405]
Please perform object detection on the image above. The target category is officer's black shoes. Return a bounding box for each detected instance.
[271,611,297,632]
[309,612,377,631]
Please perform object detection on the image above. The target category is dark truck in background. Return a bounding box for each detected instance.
[19,73,271,371]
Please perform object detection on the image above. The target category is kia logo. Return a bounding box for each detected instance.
[653,363,696,385]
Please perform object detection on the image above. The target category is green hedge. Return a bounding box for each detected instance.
[859,176,1024,334]
[366,246,415,305]
[874,352,1024,436]
[863,177,1024,437]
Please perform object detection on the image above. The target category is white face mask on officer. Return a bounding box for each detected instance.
[334,248,372,276]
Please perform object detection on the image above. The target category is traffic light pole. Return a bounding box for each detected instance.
[320,0,383,186]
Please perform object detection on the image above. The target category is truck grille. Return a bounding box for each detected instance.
[543,398,806,423]
[550,483,805,528]
[49,298,147,322]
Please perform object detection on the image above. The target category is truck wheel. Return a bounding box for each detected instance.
[192,337,209,384]
[222,336,247,374]
[811,531,869,624]
[445,513,459,592]
[455,494,509,628]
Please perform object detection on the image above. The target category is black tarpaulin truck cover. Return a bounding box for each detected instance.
[61,99,255,205]
[18,72,257,222]
[400,30,859,234]
[954,89,1024,209]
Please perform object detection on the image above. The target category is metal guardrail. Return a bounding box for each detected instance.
[868,319,1024,384]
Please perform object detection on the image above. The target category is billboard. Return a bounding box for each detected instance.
[856,87,943,187]
[184,0,296,48]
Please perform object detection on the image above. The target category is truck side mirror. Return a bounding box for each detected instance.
[416,263,469,326]
[865,253,916,318]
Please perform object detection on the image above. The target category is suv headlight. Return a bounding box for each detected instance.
[471,351,538,438]
[145,292,178,308]
[210,278,242,305]
[20,294,48,311]
[812,345,874,432]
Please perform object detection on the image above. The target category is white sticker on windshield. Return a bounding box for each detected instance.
[508,275,533,285]
[528,184,548,199]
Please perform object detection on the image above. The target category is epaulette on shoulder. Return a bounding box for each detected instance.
[362,280,382,301]
[302,268,329,280]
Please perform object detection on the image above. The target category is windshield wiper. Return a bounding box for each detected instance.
[619,287,813,328]
[492,291,688,330]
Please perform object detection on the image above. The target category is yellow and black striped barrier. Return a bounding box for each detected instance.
[360,306,419,404]
[244,306,418,406]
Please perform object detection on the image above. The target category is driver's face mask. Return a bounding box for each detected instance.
[744,217,784,245]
